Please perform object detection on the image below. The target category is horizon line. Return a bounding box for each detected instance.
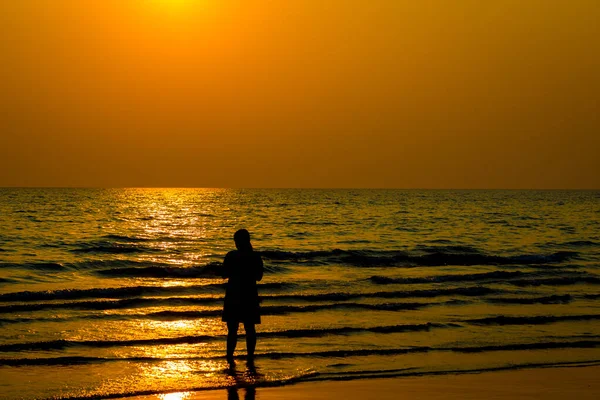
[1,186,598,191]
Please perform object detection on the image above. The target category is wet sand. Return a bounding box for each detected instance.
[125,365,600,399]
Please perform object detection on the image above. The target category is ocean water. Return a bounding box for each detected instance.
[0,188,599,399]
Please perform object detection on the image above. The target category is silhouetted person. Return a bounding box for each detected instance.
[222,229,264,366]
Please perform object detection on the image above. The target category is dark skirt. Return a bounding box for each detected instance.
[222,298,261,324]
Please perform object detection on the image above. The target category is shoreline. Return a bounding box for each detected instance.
[121,364,600,400]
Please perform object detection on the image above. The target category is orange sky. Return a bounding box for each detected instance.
[1,0,598,188]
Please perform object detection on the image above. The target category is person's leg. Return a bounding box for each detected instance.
[226,321,239,364]
[243,322,256,360]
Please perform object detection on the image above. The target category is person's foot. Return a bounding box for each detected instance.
[246,357,256,371]
[226,354,235,366]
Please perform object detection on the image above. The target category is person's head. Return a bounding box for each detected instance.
[234,229,252,251]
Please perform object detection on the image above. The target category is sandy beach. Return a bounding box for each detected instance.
[123,365,600,400]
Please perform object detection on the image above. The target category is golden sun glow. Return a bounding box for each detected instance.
[159,392,192,400]
[152,0,199,8]
[148,0,216,17]
[134,0,226,34]
[1,1,598,188]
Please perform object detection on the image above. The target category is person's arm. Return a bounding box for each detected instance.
[255,255,264,282]
[222,252,233,279]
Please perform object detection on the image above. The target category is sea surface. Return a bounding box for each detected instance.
[0,188,599,399]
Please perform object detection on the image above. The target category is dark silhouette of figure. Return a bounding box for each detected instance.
[227,387,256,400]
[225,358,261,398]
[222,229,264,366]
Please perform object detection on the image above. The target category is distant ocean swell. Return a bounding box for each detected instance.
[2,245,586,269]
[0,248,589,280]
[260,248,581,267]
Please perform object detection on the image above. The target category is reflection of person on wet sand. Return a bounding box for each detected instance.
[228,387,256,400]
[222,229,264,366]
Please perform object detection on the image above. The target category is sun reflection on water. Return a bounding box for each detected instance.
[121,311,227,393]
[159,392,192,400]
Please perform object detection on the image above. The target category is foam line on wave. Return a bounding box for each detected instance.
[3,339,599,366]
[368,269,596,285]
[0,323,455,352]
[259,248,578,267]
[0,281,295,302]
